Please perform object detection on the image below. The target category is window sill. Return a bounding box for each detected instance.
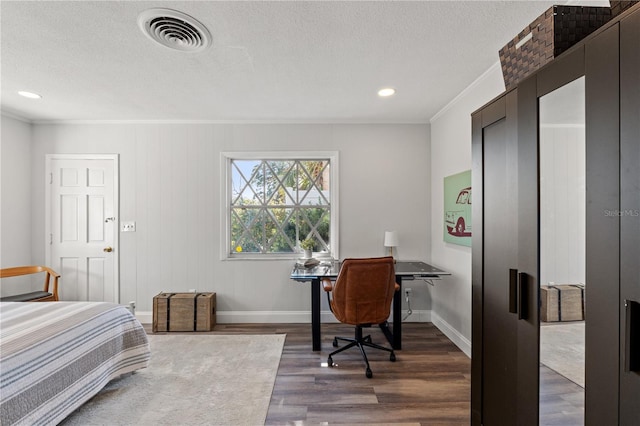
[223,253,335,261]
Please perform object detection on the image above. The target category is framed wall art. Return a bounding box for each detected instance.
[444,170,472,247]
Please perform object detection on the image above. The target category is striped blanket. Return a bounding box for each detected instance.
[0,302,150,425]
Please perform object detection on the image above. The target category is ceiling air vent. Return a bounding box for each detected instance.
[138,8,211,52]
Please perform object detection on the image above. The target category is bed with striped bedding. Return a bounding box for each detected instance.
[0,302,150,425]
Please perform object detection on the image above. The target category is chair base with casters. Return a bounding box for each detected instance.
[327,321,396,378]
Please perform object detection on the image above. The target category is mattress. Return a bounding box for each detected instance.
[0,302,150,425]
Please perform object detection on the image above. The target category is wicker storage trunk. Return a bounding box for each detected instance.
[610,1,638,17]
[540,284,585,322]
[153,292,216,332]
[499,5,613,90]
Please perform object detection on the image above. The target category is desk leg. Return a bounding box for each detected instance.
[393,276,402,350]
[311,278,321,351]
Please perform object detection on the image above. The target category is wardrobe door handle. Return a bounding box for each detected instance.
[509,269,518,314]
[624,300,640,372]
[518,272,528,320]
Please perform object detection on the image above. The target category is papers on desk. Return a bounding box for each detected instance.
[296,258,320,268]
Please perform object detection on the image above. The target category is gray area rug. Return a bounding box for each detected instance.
[540,321,585,387]
[61,334,286,425]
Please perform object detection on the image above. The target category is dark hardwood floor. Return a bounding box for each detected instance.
[146,322,585,425]
[211,322,470,425]
[539,364,584,426]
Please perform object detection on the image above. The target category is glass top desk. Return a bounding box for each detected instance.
[290,260,451,351]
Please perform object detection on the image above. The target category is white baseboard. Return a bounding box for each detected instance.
[136,311,153,324]
[431,312,471,358]
[219,311,314,323]
[136,309,432,325]
[403,309,431,323]
[137,309,470,357]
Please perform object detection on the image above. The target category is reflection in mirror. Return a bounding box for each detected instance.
[539,76,585,425]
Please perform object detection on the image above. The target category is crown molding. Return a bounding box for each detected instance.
[430,61,504,124]
[1,110,32,124]
[30,118,429,125]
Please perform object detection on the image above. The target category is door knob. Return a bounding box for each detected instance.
[103,247,113,253]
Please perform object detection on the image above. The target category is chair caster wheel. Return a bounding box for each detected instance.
[332,338,338,347]
[365,368,373,378]
[328,356,333,367]
[390,352,396,362]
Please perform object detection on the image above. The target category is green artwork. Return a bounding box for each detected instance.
[444,170,472,247]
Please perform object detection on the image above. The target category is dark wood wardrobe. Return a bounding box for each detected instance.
[471,4,639,425]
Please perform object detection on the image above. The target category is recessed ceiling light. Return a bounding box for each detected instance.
[378,88,396,97]
[18,91,42,99]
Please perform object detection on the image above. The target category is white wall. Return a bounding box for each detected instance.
[539,125,586,286]
[28,123,431,320]
[0,115,34,295]
[429,63,506,356]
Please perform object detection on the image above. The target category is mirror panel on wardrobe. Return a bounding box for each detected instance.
[538,76,586,425]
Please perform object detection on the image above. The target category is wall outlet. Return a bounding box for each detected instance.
[188,288,196,293]
[121,221,136,232]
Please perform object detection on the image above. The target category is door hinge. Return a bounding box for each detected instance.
[49,173,53,184]
[49,233,53,245]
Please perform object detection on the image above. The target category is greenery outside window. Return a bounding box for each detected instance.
[222,152,339,259]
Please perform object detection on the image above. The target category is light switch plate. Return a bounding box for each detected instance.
[121,221,136,232]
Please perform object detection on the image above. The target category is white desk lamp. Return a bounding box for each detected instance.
[384,231,399,261]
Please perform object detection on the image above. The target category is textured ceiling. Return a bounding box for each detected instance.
[0,1,606,123]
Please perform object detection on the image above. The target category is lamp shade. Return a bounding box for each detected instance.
[384,231,399,247]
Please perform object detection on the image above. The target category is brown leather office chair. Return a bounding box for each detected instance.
[322,256,399,378]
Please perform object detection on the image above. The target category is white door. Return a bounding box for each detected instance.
[46,155,119,302]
